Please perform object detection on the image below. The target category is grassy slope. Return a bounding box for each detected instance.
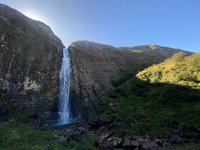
[99,52,200,137]
[0,122,97,150]
[137,52,200,89]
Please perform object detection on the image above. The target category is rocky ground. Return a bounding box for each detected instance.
[49,118,200,150]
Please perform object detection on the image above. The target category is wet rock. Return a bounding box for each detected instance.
[156,139,163,146]
[162,141,171,147]
[78,126,88,132]
[71,131,82,141]
[99,131,113,142]
[123,136,131,148]
[183,125,200,140]
[77,126,88,135]
[99,142,113,149]
[130,140,139,148]
[139,141,158,150]
[97,126,106,134]
[171,135,185,144]
[113,137,123,147]
[172,125,184,136]
[131,136,138,141]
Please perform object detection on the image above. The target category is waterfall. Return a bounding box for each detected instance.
[58,48,71,124]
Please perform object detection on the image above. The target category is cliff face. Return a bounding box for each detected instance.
[0,3,190,122]
[0,4,64,121]
[68,41,186,118]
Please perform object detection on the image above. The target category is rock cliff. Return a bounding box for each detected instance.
[0,4,64,121]
[0,3,189,122]
[68,41,185,118]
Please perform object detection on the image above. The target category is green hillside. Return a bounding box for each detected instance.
[99,52,200,137]
[137,52,200,89]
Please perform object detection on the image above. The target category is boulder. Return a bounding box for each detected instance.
[139,141,158,150]
[123,136,131,148]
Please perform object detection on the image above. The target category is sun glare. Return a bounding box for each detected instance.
[24,11,44,21]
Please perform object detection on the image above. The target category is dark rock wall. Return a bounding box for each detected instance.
[68,41,134,119]
[68,41,185,119]
[0,4,64,121]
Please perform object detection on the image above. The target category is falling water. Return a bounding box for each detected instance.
[58,48,71,124]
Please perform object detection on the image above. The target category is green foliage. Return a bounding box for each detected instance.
[137,53,200,89]
[68,134,98,150]
[0,122,97,150]
[106,77,200,137]
[111,50,188,87]
[0,122,67,150]
[99,53,200,137]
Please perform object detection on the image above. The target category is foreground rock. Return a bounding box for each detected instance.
[0,4,64,121]
[54,121,200,150]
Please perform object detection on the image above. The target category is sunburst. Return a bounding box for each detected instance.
[24,11,44,21]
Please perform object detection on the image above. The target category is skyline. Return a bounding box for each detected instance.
[0,0,199,52]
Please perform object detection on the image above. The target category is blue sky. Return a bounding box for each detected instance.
[0,0,199,52]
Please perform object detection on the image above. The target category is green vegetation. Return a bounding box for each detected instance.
[100,53,200,137]
[0,122,96,150]
[137,52,200,89]
[111,50,187,87]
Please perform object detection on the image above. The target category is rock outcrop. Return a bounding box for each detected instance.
[68,41,186,118]
[0,4,64,121]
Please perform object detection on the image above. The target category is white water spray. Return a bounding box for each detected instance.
[58,48,71,124]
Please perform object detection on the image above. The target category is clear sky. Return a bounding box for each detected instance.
[0,0,199,52]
